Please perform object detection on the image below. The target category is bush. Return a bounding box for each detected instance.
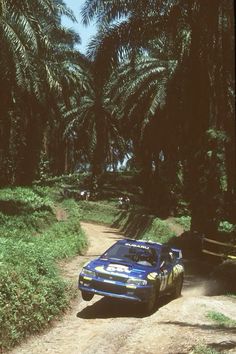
[0,187,53,213]
[0,239,74,349]
[174,216,191,231]
[0,188,87,351]
[218,221,235,233]
[141,218,176,243]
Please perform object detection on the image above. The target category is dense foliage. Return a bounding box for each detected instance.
[0,0,85,184]
[81,0,235,234]
[0,187,87,350]
[0,0,236,344]
[0,1,235,232]
[1,2,234,348]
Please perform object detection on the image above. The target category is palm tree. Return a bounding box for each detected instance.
[107,53,178,212]
[64,58,126,187]
[82,0,235,231]
[0,0,85,184]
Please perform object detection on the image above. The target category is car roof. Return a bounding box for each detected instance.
[117,238,163,251]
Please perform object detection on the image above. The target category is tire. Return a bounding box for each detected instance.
[143,285,159,315]
[172,275,183,299]
[81,291,94,301]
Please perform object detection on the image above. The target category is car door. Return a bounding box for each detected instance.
[159,248,174,292]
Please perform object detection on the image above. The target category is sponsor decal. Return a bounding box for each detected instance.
[125,242,150,250]
[167,272,173,285]
[173,264,184,279]
[160,273,168,291]
[107,264,130,273]
[95,264,130,275]
[159,264,184,290]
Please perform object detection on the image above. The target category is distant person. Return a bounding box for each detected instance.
[124,195,130,210]
[118,195,130,210]
[85,191,90,201]
[80,190,90,200]
[118,196,124,209]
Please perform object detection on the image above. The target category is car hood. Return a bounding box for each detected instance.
[86,257,157,279]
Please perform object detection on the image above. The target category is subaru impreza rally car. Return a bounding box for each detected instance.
[78,239,184,313]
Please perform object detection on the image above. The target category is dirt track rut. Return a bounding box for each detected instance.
[10,222,236,354]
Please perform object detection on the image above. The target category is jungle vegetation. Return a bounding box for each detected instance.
[0,0,235,235]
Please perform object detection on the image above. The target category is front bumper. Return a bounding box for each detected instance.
[78,275,154,303]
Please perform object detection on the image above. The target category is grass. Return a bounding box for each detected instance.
[0,187,87,351]
[206,311,236,328]
[141,218,176,243]
[191,345,222,354]
[79,200,120,225]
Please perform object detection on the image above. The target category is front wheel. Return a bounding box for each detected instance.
[142,287,159,315]
[81,291,94,301]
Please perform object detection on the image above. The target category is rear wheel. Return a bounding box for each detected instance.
[81,291,94,301]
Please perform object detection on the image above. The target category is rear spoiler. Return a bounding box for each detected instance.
[171,248,183,259]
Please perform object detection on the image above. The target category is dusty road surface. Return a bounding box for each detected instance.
[10,222,236,354]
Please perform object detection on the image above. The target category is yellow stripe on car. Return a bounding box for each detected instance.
[147,272,158,280]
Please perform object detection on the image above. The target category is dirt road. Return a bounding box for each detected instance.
[10,222,236,354]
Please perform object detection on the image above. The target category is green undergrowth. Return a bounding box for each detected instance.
[206,311,236,328]
[0,187,87,351]
[174,216,191,231]
[191,345,222,354]
[141,218,176,243]
[79,200,120,225]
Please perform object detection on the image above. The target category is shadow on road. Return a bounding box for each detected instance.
[158,320,236,334]
[112,209,155,239]
[77,294,173,320]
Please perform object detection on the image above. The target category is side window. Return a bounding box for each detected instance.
[160,253,165,265]
[160,251,172,267]
[169,251,176,262]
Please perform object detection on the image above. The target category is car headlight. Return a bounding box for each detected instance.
[82,268,96,277]
[126,278,147,286]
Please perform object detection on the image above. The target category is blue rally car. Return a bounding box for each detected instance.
[78,239,184,313]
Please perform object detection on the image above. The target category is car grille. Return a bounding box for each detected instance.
[94,281,126,295]
[96,272,127,283]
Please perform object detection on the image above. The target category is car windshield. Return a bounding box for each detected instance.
[101,242,157,266]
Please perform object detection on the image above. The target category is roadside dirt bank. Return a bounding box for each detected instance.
[9,222,236,354]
